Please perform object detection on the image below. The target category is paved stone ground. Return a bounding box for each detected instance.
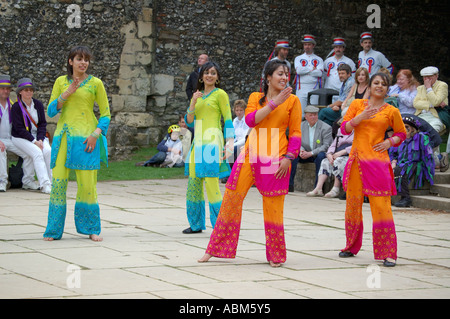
[1,178,449,299]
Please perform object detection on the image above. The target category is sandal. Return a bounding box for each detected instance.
[306,189,324,197]
[324,187,340,198]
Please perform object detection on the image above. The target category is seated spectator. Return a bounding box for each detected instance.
[413,66,448,133]
[11,78,52,194]
[178,114,192,163]
[341,67,370,117]
[221,99,249,183]
[307,122,354,197]
[319,63,355,126]
[388,113,447,172]
[391,116,435,207]
[289,105,332,192]
[0,74,38,192]
[388,69,419,115]
[231,99,249,160]
[136,124,184,168]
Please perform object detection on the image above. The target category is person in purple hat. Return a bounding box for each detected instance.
[0,75,38,192]
[11,77,52,194]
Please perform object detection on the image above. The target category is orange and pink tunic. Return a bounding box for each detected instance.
[340,99,406,260]
[205,92,302,263]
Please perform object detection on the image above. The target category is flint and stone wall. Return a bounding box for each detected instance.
[0,0,448,160]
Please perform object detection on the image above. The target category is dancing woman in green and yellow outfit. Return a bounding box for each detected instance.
[183,62,235,234]
[43,46,111,241]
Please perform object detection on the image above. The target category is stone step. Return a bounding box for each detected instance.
[430,184,450,198]
[434,171,450,184]
[409,195,450,212]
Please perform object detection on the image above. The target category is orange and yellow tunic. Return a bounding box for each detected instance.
[341,99,406,196]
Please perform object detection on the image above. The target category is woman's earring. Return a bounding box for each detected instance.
[216,80,220,85]
[199,79,204,83]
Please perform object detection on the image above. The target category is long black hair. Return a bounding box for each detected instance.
[196,61,221,91]
[259,60,289,106]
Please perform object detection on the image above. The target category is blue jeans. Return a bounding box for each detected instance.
[144,151,166,166]
[289,151,326,188]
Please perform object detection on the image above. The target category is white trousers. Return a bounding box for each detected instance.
[296,83,319,115]
[418,112,444,133]
[11,137,52,187]
[0,138,36,185]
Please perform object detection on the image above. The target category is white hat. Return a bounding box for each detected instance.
[360,32,373,42]
[420,66,439,77]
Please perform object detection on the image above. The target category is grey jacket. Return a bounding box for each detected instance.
[300,119,332,156]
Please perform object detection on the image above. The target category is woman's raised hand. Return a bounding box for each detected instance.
[272,86,292,106]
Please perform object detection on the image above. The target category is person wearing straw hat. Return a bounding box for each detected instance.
[0,75,39,192]
[11,78,52,194]
[323,38,356,94]
[261,39,292,91]
[357,32,393,76]
[294,34,324,113]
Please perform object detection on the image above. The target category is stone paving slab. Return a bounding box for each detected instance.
[1,178,450,300]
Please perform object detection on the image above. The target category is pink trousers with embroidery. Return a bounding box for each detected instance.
[343,162,398,260]
[205,161,287,263]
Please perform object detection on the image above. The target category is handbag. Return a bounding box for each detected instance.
[22,105,52,143]
[8,157,24,188]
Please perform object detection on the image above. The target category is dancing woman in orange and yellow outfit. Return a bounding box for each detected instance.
[198,60,302,267]
[339,72,406,267]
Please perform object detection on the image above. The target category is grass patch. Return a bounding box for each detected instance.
[69,146,186,182]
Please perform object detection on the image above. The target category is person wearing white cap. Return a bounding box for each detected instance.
[261,39,292,90]
[413,66,449,172]
[413,66,448,133]
[0,75,39,192]
[323,38,356,94]
[294,34,324,112]
[357,32,393,76]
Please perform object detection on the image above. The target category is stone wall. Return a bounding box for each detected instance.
[0,0,448,160]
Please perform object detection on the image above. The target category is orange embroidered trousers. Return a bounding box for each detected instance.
[343,162,398,260]
[205,161,287,263]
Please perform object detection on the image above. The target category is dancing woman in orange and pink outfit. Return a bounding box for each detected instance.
[339,72,406,267]
[198,60,302,267]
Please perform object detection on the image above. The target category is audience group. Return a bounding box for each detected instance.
[0,76,52,193]
[177,31,449,209]
[268,31,449,207]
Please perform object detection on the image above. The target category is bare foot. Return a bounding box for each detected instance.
[198,253,212,263]
[269,261,281,268]
[89,234,103,242]
[43,237,54,241]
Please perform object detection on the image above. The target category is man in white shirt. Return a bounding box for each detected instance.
[324,38,356,93]
[358,32,393,76]
[0,75,38,192]
[261,39,292,90]
[294,35,324,113]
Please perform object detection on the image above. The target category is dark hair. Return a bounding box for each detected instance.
[66,46,92,79]
[369,72,391,87]
[196,61,221,91]
[337,63,352,75]
[259,60,289,106]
